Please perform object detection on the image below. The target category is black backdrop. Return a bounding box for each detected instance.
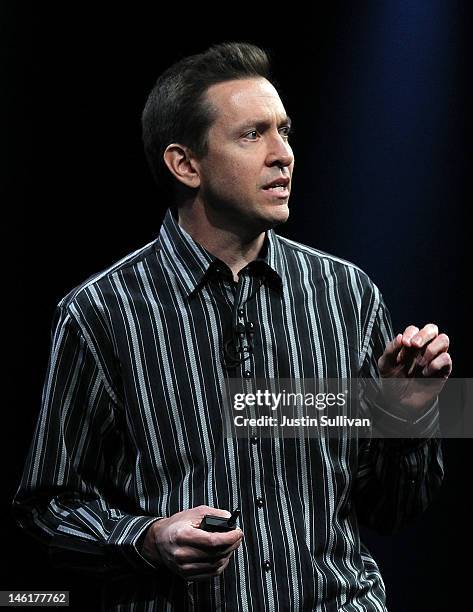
[3,2,471,611]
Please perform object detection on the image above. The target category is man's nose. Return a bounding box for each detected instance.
[266,134,294,168]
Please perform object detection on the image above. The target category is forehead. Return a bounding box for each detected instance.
[205,78,287,127]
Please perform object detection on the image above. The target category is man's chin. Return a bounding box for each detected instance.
[263,203,290,229]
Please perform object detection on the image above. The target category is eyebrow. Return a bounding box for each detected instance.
[235,115,292,132]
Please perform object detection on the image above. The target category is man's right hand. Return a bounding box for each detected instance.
[140,505,244,581]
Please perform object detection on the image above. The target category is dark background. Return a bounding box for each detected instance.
[3,1,471,610]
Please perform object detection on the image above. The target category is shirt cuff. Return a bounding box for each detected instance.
[369,394,440,439]
[108,515,165,573]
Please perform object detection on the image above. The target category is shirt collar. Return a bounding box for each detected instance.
[157,208,284,297]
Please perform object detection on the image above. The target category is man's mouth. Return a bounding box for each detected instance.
[265,185,288,191]
[262,177,290,199]
[262,177,290,190]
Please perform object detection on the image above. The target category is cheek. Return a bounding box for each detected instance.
[216,163,255,192]
[202,150,260,196]
[231,160,260,189]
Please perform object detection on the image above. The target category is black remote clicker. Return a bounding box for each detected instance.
[200,508,240,532]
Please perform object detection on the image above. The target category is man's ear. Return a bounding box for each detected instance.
[163,144,201,189]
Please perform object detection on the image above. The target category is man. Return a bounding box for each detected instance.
[14,42,452,611]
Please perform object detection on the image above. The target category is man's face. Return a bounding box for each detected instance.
[195,77,294,235]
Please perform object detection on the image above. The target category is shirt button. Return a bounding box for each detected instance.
[244,370,252,378]
[256,497,264,508]
[238,309,244,316]
[263,560,272,572]
[251,437,258,445]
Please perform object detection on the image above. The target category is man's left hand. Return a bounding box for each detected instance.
[377,323,452,412]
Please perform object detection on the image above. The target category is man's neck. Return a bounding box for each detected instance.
[177,203,265,282]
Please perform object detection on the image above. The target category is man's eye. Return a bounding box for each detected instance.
[279,126,291,138]
[244,130,258,139]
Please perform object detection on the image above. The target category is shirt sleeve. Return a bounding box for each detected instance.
[12,301,161,574]
[354,287,444,534]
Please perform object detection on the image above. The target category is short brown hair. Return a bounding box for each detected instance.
[141,42,274,203]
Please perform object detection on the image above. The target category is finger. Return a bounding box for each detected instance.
[378,334,403,372]
[410,323,439,349]
[396,346,419,365]
[396,346,410,364]
[178,525,243,551]
[401,325,420,347]
[396,327,421,367]
[181,557,231,580]
[174,539,242,563]
[422,352,452,378]
[182,557,230,574]
[394,334,410,364]
[384,334,402,357]
[394,343,423,375]
[396,342,420,366]
[418,334,450,367]
[188,506,231,527]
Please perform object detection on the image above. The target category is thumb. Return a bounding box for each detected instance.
[378,334,402,373]
[189,505,231,528]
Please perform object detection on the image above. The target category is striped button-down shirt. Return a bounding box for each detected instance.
[14,209,443,611]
